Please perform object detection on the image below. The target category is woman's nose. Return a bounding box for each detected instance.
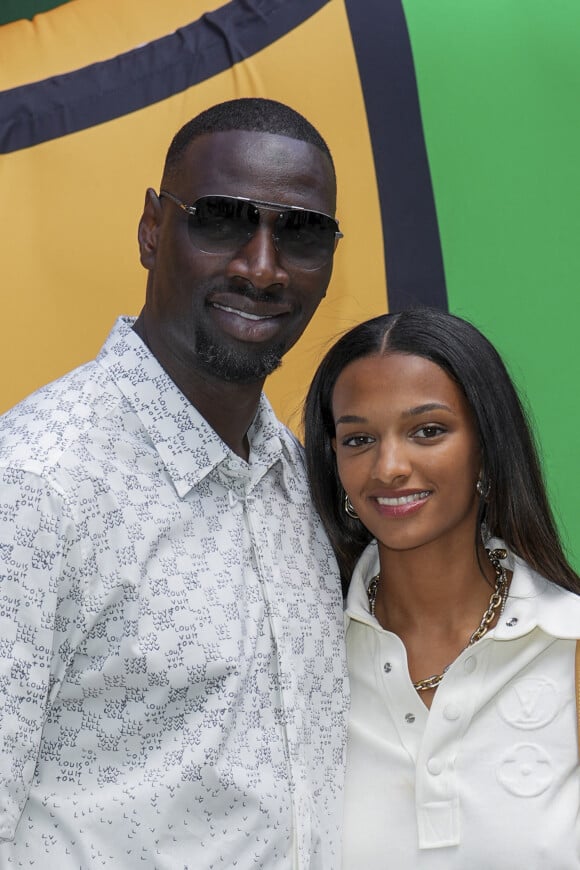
[371,439,412,484]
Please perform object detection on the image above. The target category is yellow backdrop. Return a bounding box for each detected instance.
[0,0,387,431]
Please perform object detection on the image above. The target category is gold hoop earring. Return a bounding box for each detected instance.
[343,492,359,519]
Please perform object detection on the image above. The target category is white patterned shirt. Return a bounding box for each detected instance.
[0,317,348,870]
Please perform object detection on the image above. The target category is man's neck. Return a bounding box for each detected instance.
[183,376,260,461]
[132,315,263,461]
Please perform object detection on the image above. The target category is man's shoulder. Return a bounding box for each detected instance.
[0,358,123,475]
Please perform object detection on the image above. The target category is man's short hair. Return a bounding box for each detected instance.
[163,97,334,181]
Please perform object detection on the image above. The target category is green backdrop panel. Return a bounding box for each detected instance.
[406,0,580,567]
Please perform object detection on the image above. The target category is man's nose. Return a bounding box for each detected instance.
[227,224,290,290]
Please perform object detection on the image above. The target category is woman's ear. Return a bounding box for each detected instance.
[138,188,162,270]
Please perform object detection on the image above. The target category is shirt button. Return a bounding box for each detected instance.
[443,704,461,721]
[464,655,477,674]
[383,662,392,673]
[427,758,443,776]
[405,713,416,724]
[506,617,519,627]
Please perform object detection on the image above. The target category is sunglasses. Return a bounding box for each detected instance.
[159,189,342,271]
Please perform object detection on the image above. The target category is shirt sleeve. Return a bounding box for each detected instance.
[0,467,81,839]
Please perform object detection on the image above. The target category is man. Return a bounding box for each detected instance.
[0,99,347,868]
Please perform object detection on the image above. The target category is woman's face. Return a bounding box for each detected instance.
[331,352,482,554]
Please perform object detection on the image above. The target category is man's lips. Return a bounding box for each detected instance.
[209,291,292,321]
[211,303,278,321]
[207,295,292,343]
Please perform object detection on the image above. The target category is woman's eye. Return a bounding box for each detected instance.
[414,425,445,439]
[342,434,373,447]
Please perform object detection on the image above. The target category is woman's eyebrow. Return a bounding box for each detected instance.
[404,402,455,417]
[335,414,368,425]
[336,403,455,426]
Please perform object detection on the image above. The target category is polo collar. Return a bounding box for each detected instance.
[344,541,380,629]
[490,539,580,641]
[344,538,580,640]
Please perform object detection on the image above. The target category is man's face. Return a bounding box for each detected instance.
[138,130,338,384]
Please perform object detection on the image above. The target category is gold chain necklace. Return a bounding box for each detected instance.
[366,548,509,693]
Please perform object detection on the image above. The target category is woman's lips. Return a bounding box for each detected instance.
[376,490,431,506]
[373,490,431,517]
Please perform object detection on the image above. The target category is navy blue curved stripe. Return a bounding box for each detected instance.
[0,0,329,154]
[345,0,447,311]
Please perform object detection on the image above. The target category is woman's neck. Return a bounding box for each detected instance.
[373,536,496,635]
[372,536,507,709]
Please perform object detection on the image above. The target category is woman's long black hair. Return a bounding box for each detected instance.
[303,307,580,595]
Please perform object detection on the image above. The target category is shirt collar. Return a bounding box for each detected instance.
[344,540,380,629]
[490,538,580,640]
[344,537,580,640]
[96,317,293,499]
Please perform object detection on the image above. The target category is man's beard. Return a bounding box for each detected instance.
[193,325,285,383]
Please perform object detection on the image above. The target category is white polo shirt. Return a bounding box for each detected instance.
[343,539,580,869]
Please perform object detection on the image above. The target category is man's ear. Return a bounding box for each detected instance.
[138,188,162,270]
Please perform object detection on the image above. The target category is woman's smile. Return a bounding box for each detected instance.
[373,489,432,517]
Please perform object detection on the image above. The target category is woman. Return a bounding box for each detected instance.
[304,307,580,868]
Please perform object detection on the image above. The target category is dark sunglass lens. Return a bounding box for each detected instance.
[277,210,337,268]
[188,197,254,252]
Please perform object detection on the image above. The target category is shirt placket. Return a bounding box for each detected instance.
[371,622,489,850]
[242,479,310,870]
[413,644,489,848]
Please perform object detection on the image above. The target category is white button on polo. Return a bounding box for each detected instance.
[464,655,477,673]
[427,757,443,776]
[443,704,461,721]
